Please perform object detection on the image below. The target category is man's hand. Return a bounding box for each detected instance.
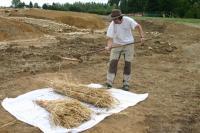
[105,45,112,51]
[140,37,145,44]
[106,38,113,51]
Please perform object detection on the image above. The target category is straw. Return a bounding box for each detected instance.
[35,99,92,128]
[53,83,116,108]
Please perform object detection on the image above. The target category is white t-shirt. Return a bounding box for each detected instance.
[106,16,138,45]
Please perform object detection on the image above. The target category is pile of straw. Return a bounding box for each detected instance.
[35,99,91,128]
[53,84,116,108]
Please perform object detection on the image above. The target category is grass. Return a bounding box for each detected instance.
[134,16,200,28]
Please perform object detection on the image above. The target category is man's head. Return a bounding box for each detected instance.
[111,9,124,24]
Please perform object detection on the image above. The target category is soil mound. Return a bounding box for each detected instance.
[9,8,106,29]
[0,17,43,41]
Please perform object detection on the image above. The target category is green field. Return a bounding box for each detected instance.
[135,16,200,28]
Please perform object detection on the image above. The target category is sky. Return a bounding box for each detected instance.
[0,0,109,7]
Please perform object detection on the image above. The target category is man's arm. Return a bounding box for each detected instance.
[135,24,145,42]
[105,37,113,51]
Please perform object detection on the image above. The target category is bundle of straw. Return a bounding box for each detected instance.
[53,84,116,108]
[35,99,91,128]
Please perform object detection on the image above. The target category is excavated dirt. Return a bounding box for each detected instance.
[0,9,199,133]
[5,8,106,29]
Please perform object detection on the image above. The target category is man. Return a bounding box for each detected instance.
[105,9,144,91]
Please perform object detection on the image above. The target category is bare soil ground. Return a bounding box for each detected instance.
[0,9,199,133]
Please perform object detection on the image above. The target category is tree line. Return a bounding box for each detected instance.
[11,0,200,18]
[111,0,200,18]
[11,0,39,8]
[42,2,113,15]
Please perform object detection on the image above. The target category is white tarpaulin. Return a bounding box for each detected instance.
[1,83,148,133]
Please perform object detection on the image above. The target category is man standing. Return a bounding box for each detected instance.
[105,9,144,91]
